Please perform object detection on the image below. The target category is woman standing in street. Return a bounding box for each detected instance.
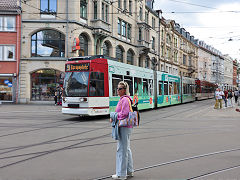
[110,81,134,180]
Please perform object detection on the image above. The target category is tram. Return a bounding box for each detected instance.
[195,79,217,100]
[62,55,210,116]
[181,76,196,103]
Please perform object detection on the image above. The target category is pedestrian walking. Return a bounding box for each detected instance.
[227,89,233,107]
[110,81,134,180]
[223,89,228,107]
[234,89,239,104]
[214,88,223,109]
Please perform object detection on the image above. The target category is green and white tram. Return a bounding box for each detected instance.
[62,55,194,116]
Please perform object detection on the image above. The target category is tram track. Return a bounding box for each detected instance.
[187,164,240,179]
[92,147,240,180]
[0,100,209,154]
[0,100,215,170]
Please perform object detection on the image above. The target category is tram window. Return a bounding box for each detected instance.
[112,74,123,96]
[169,82,173,95]
[173,82,178,94]
[164,81,168,95]
[143,78,149,96]
[124,76,133,96]
[89,72,104,96]
[159,81,163,95]
[134,77,142,96]
[149,79,153,96]
[183,83,187,94]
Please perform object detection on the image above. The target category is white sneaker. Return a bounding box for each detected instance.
[127,172,134,177]
[112,174,127,180]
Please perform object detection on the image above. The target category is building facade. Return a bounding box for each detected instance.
[20,0,164,103]
[0,0,21,103]
[233,60,238,89]
[222,54,233,90]
[197,46,212,82]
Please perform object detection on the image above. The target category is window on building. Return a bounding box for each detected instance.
[145,11,149,24]
[183,54,187,65]
[129,0,132,15]
[152,17,155,29]
[80,0,87,19]
[118,0,121,8]
[94,1,97,19]
[138,57,142,67]
[0,46,2,60]
[161,45,164,57]
[127,24,131,39]
[138,28,142,40]
[0,77,13,101]
[31,69,63,101]
[105,5,108,22]
[31,30,65,57]
[166,34,171,44]
[122,21,126,37]
[116,46,124,62]
[161,29,164,40]
[124,0,127,10]
[40,0,57,14]
[127,50,134,65]
[0,45,15,61]
[0,16,16,31]
[102,41,110,56]
[139,7,143,21]
[145,29,150,42]
[145,56,150,69]
[189,56,192,66]
[102,3,104,21]
[118,19,121,35]
[79,34,88,56]
[152,37,155,50]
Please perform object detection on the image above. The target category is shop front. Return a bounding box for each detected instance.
[31,69,64,101]
[0,74,15,102]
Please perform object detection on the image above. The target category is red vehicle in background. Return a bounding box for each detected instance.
[195,80,217,100]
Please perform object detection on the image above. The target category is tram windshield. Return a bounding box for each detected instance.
[63,72,89,97]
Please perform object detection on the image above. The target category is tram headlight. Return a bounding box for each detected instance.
[63,97,66,103]
[79,97,88,102]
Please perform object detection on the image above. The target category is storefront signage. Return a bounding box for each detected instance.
[65,63,90,72]
[4,80,9,84]
[72,37,80,51]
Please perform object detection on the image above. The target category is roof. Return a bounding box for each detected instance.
[0,0,21,13]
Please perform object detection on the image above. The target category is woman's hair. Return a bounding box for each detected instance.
[118,81,130,96]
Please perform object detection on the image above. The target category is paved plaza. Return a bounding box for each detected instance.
[0,99,240,180]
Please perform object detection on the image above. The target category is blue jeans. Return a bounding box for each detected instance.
[116,127,133,176]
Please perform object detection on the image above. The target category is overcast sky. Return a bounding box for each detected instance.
[154,0,240,60]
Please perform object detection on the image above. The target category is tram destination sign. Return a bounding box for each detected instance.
[65,63,90,72]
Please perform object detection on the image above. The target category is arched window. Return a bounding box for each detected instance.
[31,30,65,57]
[102,41,110,56]
[79,34,88,56]
[116,46,123,62]
[127,50,134,65]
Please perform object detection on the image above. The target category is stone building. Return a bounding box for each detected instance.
[222,54,233,90]
[20,0,200,103]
